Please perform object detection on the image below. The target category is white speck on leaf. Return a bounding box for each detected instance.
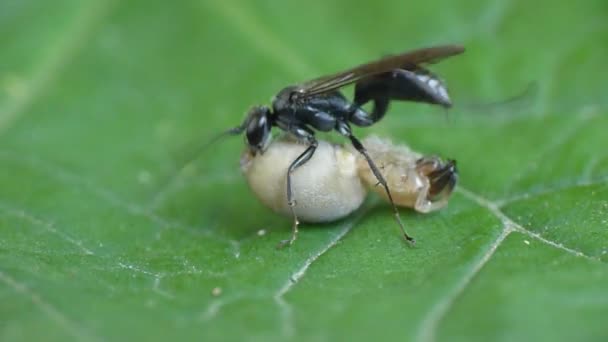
[137,170,152,184]
[154,120,175,140]
[2,74,28,100]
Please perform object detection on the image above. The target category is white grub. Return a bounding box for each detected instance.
[240,135,366,222]
[241,135,454,223]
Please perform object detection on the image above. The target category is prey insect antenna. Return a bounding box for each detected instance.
[458,81,538,114]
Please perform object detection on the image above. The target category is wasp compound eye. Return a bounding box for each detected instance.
[245,106,272,155]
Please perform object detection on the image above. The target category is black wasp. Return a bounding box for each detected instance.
[220,45,464,248]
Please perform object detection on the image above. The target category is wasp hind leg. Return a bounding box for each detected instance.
[349,97,390,127]
[336,121,416,244]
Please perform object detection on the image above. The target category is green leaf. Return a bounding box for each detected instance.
[1,0,607,341]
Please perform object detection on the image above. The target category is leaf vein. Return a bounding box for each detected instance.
[514,227,600,262]
[0,270,99,341]
[0,202,95,256]
[417,183,602,341]
[502,106,599,192]
[459,187,599,260]
[273,208,369,338]
[202,0,313,78]
[0,0,116,134]
[416,211,512,342]
[0,151,238,251]
[496,174,608,206]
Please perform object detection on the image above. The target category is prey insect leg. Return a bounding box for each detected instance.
[277,137,319,249]
[337,122,416,244]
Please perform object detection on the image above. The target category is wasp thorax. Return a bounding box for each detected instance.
[271,86,299,113]
[241,135,456,223]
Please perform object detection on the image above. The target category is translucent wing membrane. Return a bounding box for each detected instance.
[294,45,464,98]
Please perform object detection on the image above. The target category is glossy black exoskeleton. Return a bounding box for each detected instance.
[220,45,464,248]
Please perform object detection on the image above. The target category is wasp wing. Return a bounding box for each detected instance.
[293,45,464,98]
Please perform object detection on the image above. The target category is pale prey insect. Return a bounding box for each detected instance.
[241,135,457,244]
[213,45,464,247]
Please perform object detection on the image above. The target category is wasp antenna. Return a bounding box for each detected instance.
[174,124,246,172]
[149,124,246,210]
[153,104,262,210]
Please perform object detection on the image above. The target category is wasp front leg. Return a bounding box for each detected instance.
[276,126,319,248]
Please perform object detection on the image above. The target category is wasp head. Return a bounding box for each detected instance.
[245,105,272,155]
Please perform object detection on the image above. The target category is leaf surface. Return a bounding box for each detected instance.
[1,0,607,341]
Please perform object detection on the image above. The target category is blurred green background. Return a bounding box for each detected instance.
[1,0,607,341]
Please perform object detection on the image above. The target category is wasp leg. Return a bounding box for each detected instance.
[349,97,390,127]
[336,121,415,244]
[277,136,319,249]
